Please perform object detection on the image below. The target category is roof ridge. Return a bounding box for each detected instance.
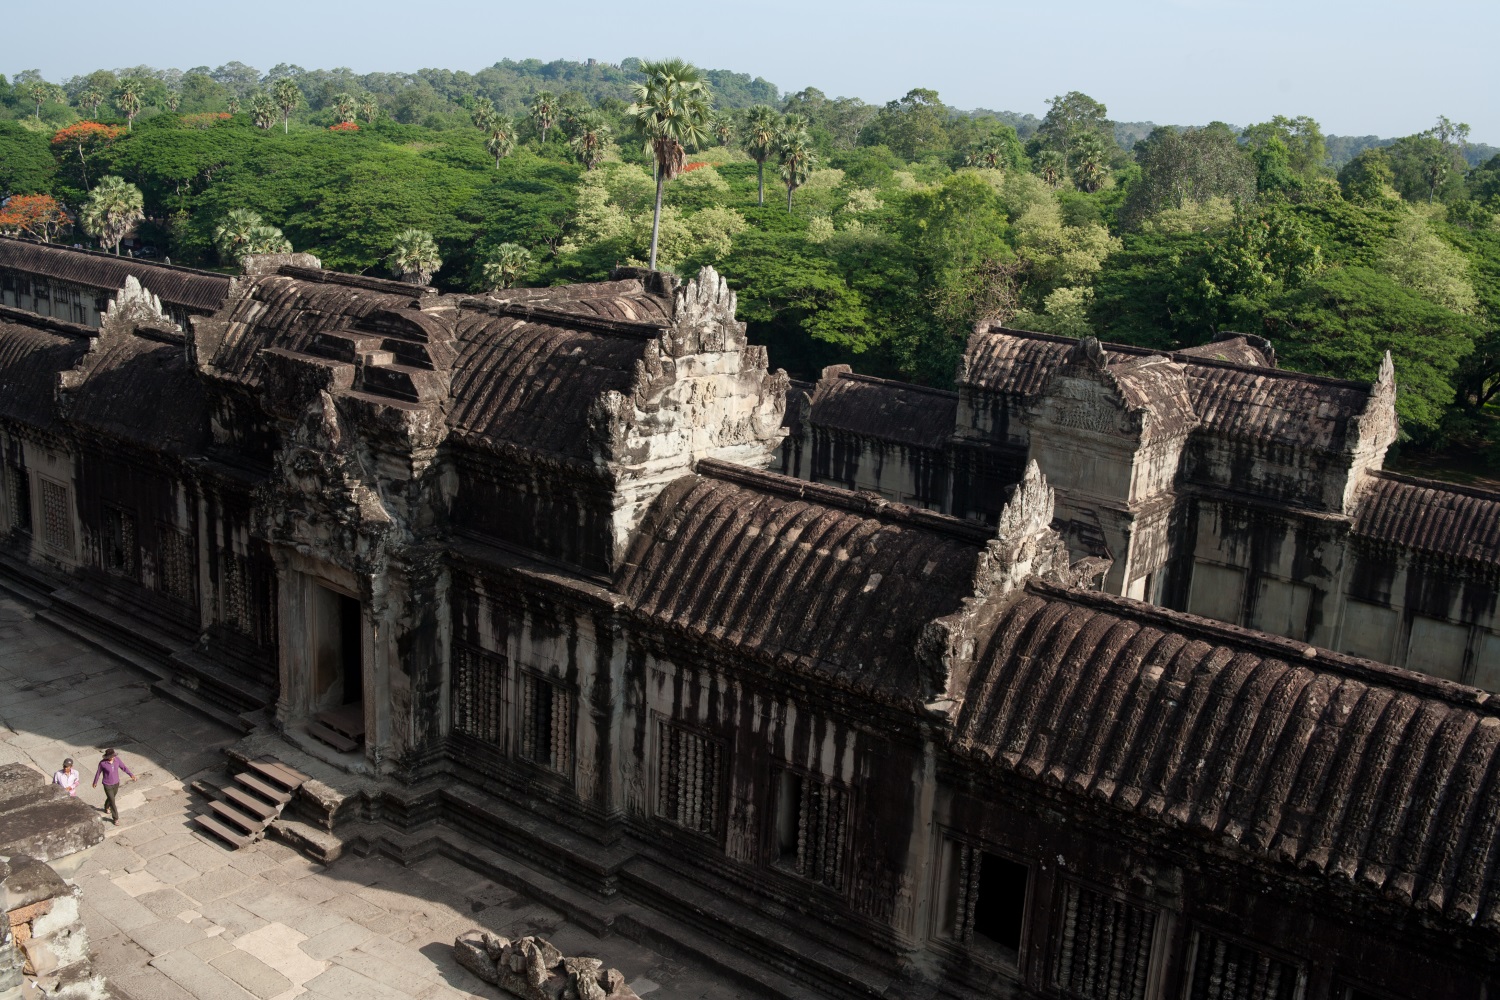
[275,265,437,297]
[0,235,228,280]
[696,458,993,545]
[1369,468,1500,503]
[459,297,667,339]
[837,370,960,399]
[1024,579,1499,713]
[981,325,1372,392]
[0,304,94,339]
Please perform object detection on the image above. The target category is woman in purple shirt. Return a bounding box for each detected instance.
[91,748,135,823]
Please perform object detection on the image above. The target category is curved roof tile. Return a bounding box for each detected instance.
[809,371,957,451]
[65,334,210,454]
[0,238,229,313]
[1354,472,1500,566]
[954,584,1500,929]
[620,470,984,703]
[0,318,88,429]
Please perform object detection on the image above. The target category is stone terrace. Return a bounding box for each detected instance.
[0,593,745,1000]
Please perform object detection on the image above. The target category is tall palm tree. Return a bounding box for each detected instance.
[213,208,265,262]
[389,229,441,285]
[709,113,733,147]
[227,95,242,116]
[529,91,559,143]
[1036,150,1066,189]
[116,79,143,131]
[778,130,816,213]
[627,59,713,270]
[482,243,533,290]
[333,92,357,124]
[28,81,61,121]
[470,96,496,131]
[485,118,519,168]
[272,78,301,134]
[80,176,144,254]
[743,106,779,207]
[358,94,379,124]
[249,93,278,130]
[163,91,181,113]
[1071,135,1109,192]
[77,87,105,118]
[568,112,611,171]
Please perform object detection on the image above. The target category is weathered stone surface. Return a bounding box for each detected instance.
[453,930,639,1000]
[0,765,105,868]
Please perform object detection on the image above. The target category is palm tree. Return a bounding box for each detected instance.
[485,118,519,168]
[743,106,779,207]
[568,112,611,171]
[470,96,496,131]
[249,93,278,130]
[1071,135,1109,193]
[482,243,533,290]
[77,87,105,118]
[163,91,181,113]
[358,94,379,124]
[627,58,714,271]
[27,81,61,121]
[529,91,559,144]
[1036,150,1066,189]
[116,79,143,131]
[227,95,242,116]
[80,176,144,254]
[709,113,733,147]
[778,129,816,212]
[389,229,441,285]
[272,78,301,134]
[243,224,292,256]
[333,92,357,124]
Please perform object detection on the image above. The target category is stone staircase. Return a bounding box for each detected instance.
[193,757,309,849]
[306,703,365,753]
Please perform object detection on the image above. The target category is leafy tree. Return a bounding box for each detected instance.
[1035,150,1066,188]
[358,93,379,124]
[389,228,441,284]
[1338,148,1397,203]
[1123,123,1255,225]
[0,121,56,196]
[744,106,780,206]
[1242,115,1328,184]
[163,91,181,113]
[1372,213,1478,314]
[1035,91,1113,174]
[485,117,519,167]
[627,59,713,271]
[117,79,144,130]
[213,208,274,263]
[779,129,816,212]
[1388,128,1468,203]
[50,122,123,191]
[861,88,950,161]
[1169,208,1324,334]
[529,90,559,143]
[962,126,1025,171]
[80,175,145,253]
[567,112,611,171]
[482,243,533,289]
[227,94,242,116]
[0,194,70,242]
[272,78,301,134]
[333,92,357,124]
[1266,266,1478,433]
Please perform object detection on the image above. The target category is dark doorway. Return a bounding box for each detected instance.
[972,852,1028,954]
[338,593,362,706]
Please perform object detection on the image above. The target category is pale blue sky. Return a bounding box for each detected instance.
[9,0,1497,141]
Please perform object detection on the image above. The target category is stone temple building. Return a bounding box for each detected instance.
[2,237,1500,1000]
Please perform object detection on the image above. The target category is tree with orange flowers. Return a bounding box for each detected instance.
[0,194,70,243]
[50,122,123,191]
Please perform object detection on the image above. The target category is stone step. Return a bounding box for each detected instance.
[232,771,291,805]
[223,786,279,821]
[192,814,250,849]
[246,757,310,791]
[208,800,266,835]
[150,679,250,735]
[306,720,359,753]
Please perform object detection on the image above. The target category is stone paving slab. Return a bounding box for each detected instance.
[0,593,756,1000]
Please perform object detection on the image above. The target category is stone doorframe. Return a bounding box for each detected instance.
[271,546,391,770]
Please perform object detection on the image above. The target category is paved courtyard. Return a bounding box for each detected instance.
[0,594,743,1000]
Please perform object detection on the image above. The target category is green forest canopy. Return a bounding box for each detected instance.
[2,59,1498,466]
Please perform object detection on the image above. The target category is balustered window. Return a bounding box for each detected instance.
[39,479,73,555]
[103,505,136,578]
[452,645,506,744]
[656,720,723,836]
[936,838,1029,964]
[158,526,197,605]
[772,768,849,890]
[222,552,254,635]
[1052,880,1158,1000]
[519,672,573,775]
[1187,932,1305,1000]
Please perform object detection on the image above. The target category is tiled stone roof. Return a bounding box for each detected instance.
[807,368,958,450]
[1354,471,1500,567]
[953,581,1500,931]
[0,313,89,429]
[0,238,230,313]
